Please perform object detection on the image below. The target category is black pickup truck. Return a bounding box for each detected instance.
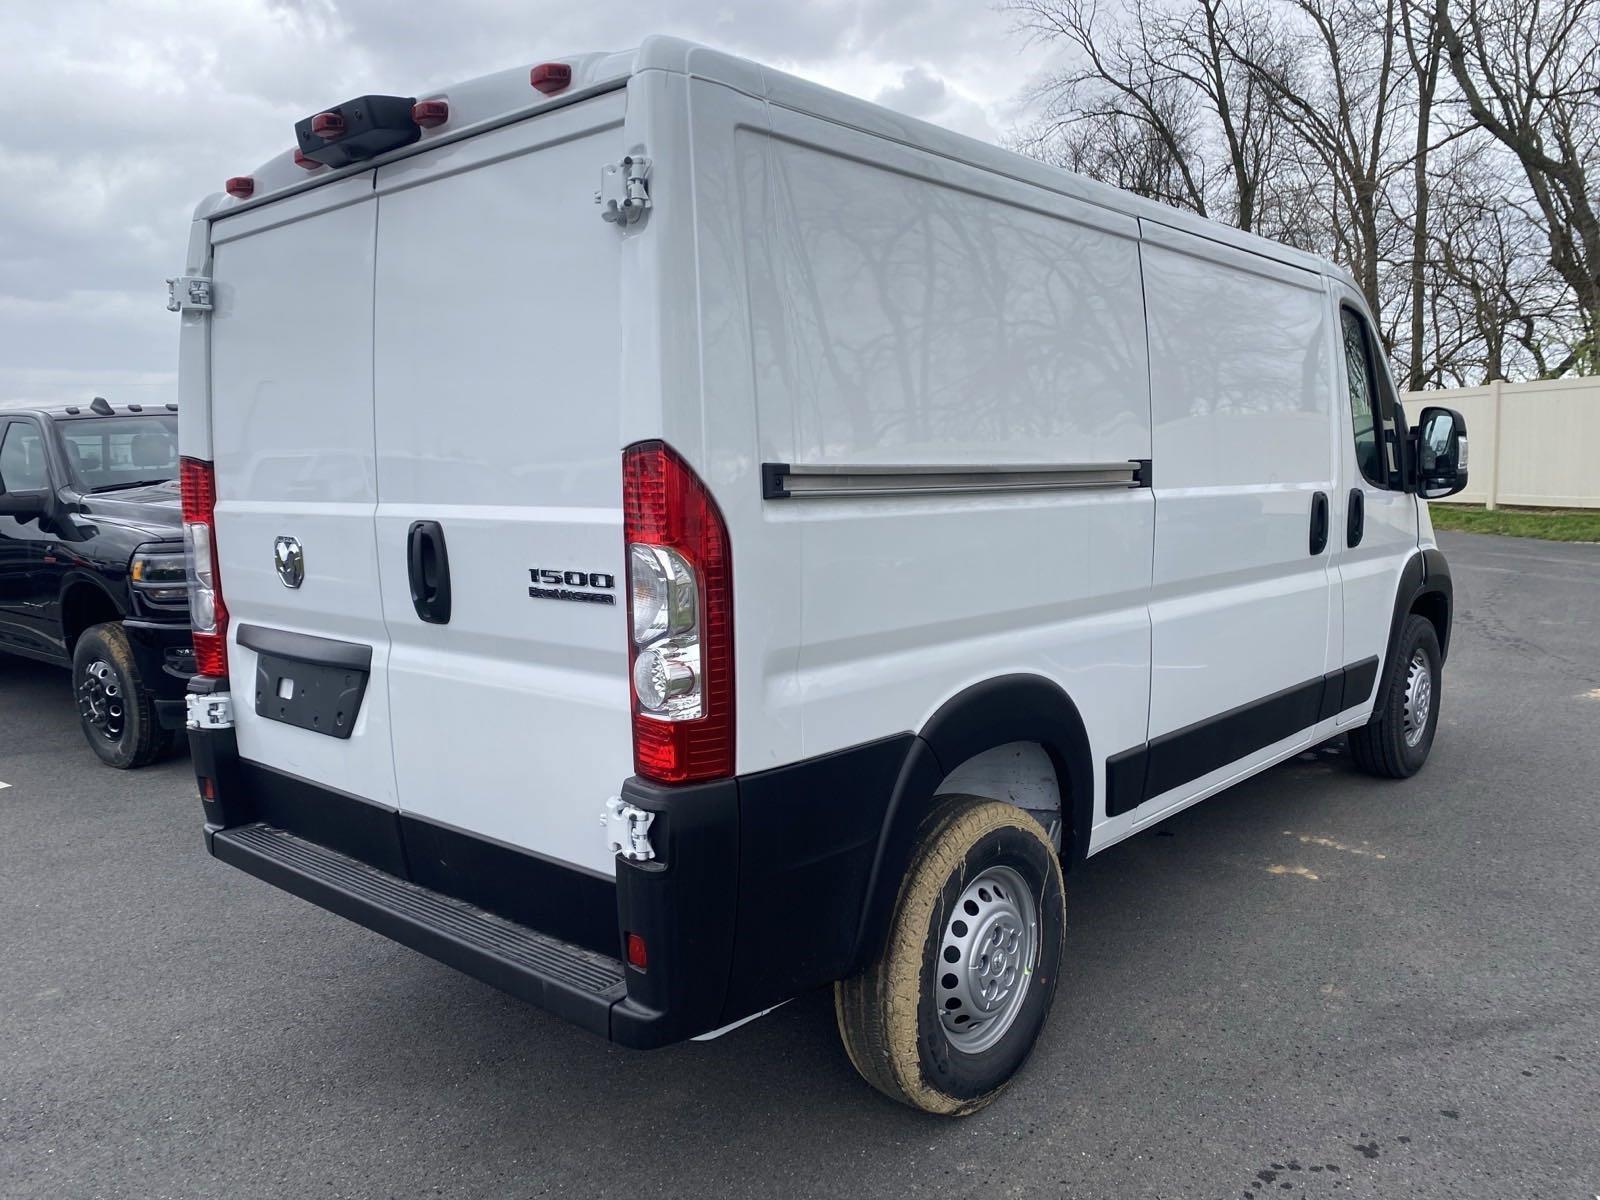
[0,397,193,767]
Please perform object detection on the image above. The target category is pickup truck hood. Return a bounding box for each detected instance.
[78,480,182,538]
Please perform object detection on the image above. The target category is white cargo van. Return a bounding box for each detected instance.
[174,37,1469,1114]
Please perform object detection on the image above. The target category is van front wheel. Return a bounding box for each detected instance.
[1349,613,1443,779]
[834,796,1065,1115]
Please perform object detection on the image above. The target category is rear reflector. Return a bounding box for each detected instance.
[411,99,448,128]
[310,111,345,138]
[530,62,572,94]
[224,176,254,199]
[624,932,648,970]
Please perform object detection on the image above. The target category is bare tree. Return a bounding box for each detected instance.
[1434,0,1600,374]
[1005,0,1298,234]
[1399,0,1445,387]
[1225,0,1411,322]
[1003,0,1598,382]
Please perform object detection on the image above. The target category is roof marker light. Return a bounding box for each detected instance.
[225,176,254,199]
[292,149,322,171]
[411,99,448,128]
[310,111,345,138]
[530,62,572,94]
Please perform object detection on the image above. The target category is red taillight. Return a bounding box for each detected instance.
[180,457,229,678]
[530,62,572,95]
[224,176,254,199]
[292,149,322,171]
[411,99,448,128]
[623,442,734,783]
[624,931,648,970]
[310,111,345,138]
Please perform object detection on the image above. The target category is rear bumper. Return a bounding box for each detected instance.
[207,821,630,1039]
[190,676,917,1049]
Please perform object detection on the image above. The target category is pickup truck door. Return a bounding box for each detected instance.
[0,417,60,660]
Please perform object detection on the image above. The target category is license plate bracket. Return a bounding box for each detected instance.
[238,624,371,740]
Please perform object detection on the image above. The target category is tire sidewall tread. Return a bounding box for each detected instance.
[835,796,1066,1116]
[1350,614,1442,780]
[71,621,165,769]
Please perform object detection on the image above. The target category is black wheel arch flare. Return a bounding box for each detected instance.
[850,673,1095,973]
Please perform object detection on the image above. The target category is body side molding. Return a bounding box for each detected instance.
[1105,657,1380,818]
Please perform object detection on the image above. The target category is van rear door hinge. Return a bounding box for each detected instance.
[596,155,651,226]
[166,275,213,313]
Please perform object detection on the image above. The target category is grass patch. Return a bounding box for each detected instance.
[1429,503,1600,542]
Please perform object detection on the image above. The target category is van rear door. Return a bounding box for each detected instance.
[370,92,632,876]
[208,177,399,804]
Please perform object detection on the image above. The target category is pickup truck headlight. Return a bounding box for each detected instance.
[130,545,188,607]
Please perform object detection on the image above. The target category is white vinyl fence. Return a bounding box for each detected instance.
[1404,376,1600,509]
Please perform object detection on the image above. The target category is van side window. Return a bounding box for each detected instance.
[1340,307,1385,487]
[0,421,49,493]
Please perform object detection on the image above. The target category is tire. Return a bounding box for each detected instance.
[834,796,1066,1116]
[1348,613,1442,779]
[72,622,167,769]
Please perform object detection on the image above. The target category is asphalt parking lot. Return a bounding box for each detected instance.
[2,529,1597,1200]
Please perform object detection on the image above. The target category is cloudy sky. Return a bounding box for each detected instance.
[0,0,1059,407]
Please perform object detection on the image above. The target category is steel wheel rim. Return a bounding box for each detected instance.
[78,659,125,741]
[936,865,1039,1054]
[1402,649,1432,748]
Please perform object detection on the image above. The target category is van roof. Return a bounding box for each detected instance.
[200,35,1351,289]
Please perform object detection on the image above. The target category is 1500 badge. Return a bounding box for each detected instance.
[529,568,616,606]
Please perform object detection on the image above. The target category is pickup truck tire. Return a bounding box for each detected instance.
[1348,613,1442,779]
[834,796,1065,1116]
[73,622,167,769]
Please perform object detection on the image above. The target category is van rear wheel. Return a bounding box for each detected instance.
[1348,614,1442,779]
[834,796,1065,1115]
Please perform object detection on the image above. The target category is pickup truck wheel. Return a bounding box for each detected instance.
[834,796,1065,1115]
[73,622,165,769]
[1348,613,1442,779]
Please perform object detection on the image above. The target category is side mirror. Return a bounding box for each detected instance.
[1413,406,1469,499]
[0,488,50,520]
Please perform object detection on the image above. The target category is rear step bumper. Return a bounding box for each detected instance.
[209,822,627,1039]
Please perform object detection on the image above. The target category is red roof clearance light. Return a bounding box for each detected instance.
[292,149,322,171]
[529,62,572,95]
[310,111,346,138]
[411,99,448,128]
[224,176,254,199]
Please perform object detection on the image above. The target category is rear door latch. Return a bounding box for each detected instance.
[596,155,651,226]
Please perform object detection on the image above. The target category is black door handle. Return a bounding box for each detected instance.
[1347,487,1365,548]
[1309,491,1329,556]
[406,521,452,624]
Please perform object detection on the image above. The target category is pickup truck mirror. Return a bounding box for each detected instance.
[0,488,50,520]
[1414,406,1469,499]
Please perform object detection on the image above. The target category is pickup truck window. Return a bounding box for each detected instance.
[59,415,179,492]
[0,420,49,492]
